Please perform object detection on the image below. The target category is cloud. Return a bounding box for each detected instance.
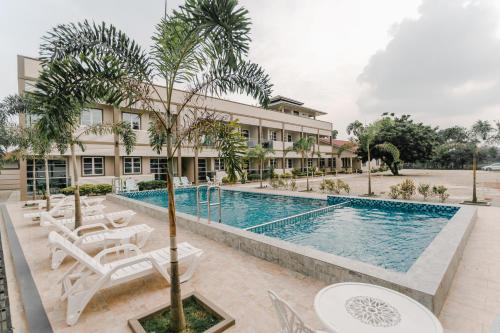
[357,0,500,119]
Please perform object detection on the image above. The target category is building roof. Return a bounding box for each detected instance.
[269,95,304,106]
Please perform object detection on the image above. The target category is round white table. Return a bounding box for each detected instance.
[314,283,443,333]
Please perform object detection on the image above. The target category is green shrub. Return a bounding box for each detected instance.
[320,179,350,194]
[79,184,95,196]
[247,173,261,181]
[399,179,416,200]
[94,184,112,195]
[432,185,449,202]
[137,180,166,191]
[240,172,247,184]
[417,183,431,201]
[60,186,75,195]
[389,185,400,199]
[281,172,292,179]
[60,183,113,196]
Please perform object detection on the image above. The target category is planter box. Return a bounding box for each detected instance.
[128,292,235,333]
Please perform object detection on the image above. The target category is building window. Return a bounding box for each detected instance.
[287,134,293,142]
[150,158,167,181]
[269,131,277,141]
[2,161,19,169]
[27,159,68,195]
[293,111,299,116]
[341,157,352,168]
[81,108,103,126]
[122,112,141,130]
[286,159,293,169]
[123,157,141,174]
[307,158,313,168]
[241,129,249,139]
[215,158,225,171]
[269,159,277,169]
[26,114,41,127]
[82,157,104,176]
[320,158,326,168]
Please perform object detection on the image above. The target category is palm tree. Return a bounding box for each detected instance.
[211,120,247,183]
[247,144,274,188]
[291,137,315,191]
[33,2,272,329]
[469,120,494,203]
[347,121,399,196]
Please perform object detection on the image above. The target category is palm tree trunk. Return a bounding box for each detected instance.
[472,150,477,203]
[70,144,82,229]
[32,158,36,200]
[367,144,372,196]
[305,155,310,191]
[44,158,51,211]
[194,147,199,186]
[166,134,186,332]
[259,160,263,188]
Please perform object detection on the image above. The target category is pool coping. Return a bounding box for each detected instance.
[107,190,477,315]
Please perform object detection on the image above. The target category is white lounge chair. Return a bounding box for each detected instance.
[173,177,183,188]
[125,178,139,192]
[48,231,203,325]
[82,197,105,207]
[41,212,106,229]
[23,195,92,219]
[104,210,136,228]
[180,177,193,187]
[48,219,154,269]
[206,176,213,185]
[268,290,327,333]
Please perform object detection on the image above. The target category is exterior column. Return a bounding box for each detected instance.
[281,124,286,173]
[175,105,182,177]
[258,119,262,144]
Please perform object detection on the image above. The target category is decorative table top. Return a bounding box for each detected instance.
[314,283,443,333]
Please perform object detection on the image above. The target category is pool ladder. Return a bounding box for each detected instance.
[196,185,222,223]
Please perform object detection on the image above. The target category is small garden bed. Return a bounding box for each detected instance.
[129,292,234,333]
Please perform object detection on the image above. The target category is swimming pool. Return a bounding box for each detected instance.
[121,189,458,272]
[122,188,328,229]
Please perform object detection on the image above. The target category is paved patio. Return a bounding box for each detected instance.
[1,198,500,332]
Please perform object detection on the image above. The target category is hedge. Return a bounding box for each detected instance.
[137,180,166,191]
[60,183,112,196]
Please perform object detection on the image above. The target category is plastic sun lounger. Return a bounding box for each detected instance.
[40,212,106,230]
[173,177,183,188]
[23,196,95,219]
[82,197,105,207]
[48,218,154,269]
[104,210,137,228]
[48,231,203,326]
[180,177,193,187]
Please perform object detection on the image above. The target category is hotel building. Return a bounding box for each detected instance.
[5,55,361,200]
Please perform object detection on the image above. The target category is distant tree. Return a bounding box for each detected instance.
[247,144,274,188]
[347,120,399,195]
[331,129,339,139]
[352,115,438,175]
[468,120,497,203]
[291,137,315,191]
[211,121,247,183]
[438,126,469,144]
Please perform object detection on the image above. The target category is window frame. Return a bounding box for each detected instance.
[214,158,225,171]
[122,112,141,130]
[286,159,293,169]
[80,108,103,126]
[81,156,105,177]
[123,156,142,175]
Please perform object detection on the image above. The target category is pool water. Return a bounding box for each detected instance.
[124,188,327,229]
[122,189,457,272]
[261,206,452,272]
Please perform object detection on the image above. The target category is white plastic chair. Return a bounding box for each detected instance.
[125,178,139,192]
[268,290,328,333]
[206,176,213,185]
[48,218,154,269]
[173,177,183,188]
[48,231,203,326]
[104,210,136,228]
[492,316,500,333]
[181,176,193,187]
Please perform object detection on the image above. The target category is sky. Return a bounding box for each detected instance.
[1,0,500,139]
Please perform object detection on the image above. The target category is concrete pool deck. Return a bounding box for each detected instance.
[0,198,499,332]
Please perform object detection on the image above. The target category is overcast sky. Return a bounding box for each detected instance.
[1,0,500,139]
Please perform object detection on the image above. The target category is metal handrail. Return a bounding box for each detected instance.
[196,185,222,223]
